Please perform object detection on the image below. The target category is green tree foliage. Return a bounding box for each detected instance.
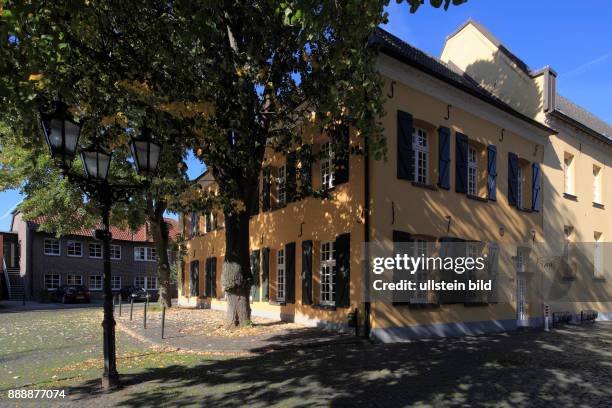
[1,0,466,324]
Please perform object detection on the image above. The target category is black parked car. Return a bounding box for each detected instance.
[52,285,91,304]
[121,286,159,302]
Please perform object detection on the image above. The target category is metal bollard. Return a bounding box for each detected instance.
[130,297,134,320]
[161,304,166,339]
[144,296,148,329]
[119,296,122,317]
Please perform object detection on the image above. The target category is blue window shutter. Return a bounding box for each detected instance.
[298,144,312,196]
[532,163,541,211]
[262,248,270,301]
[205,258,212,296]
[301,241,313,305]
[487,145,497,201]
[286,152,297,203]
[262,167,271,211]
[508,152,518,207]
[210,257,217,298]
[397,110,414,181]
[285,242,296,304]
[455,133,468,193]
[334,233,351,308]
[333,125,349,185]
[438,126,451,189]
[250,250,260,301]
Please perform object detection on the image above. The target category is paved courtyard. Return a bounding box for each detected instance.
[0,303,611,407]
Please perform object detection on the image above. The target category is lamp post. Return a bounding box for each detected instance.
[41,101,160,389]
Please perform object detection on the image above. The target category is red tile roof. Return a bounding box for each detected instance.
[26,215,179,243]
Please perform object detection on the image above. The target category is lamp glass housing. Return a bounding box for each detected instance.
[81,148,112,181]
[41,102,81,166]
[129,128,161,175]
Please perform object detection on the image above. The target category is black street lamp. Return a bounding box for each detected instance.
[129,126,161,175]
[40,102,160,390]
[40,101,81,167]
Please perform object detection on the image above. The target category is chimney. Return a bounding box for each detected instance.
[542,66,557,113]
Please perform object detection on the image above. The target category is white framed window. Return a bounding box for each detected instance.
[412,127,429,184]
[134,276,146,288]
[67,274,82,286]
[564,152,574,195]
[594,232,604,278]
[89,243,102,259]
[111,276,122,291]
[321,142,334,190]
[44,239,61,256]
[516,165,524,209]
[320,241,336,305]
[277,165,287,206]
[411,239,429,304]
[110,245,121,260]
[213,212,219,230]
[89,275,103,291]
[467,146,478,196]
[190,212,199,236]
[44,274,61,290]
[516,247,527,273]
[276,249,286,302]
[204,213,212,233]
[593,165,602,204]
[134,276,157,289]
[134,247,157,262]
[66,240,83,257]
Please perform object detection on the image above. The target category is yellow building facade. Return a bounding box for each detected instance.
[178,22,610,341]
[441,20,612,327]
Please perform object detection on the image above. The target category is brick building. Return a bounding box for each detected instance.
[8,211,178,301]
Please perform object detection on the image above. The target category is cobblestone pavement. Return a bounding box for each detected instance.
[1,303,611,407]
[74,322,612,407]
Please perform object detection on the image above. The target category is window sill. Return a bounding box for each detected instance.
[392,301,439,309]
[563,193,578,201]
[312,304,336,311]
[516,207,533,213]
[593,202,605,209]
[411,181,438,191]
[466,194,487,202]
[268,300,286,306]
[464,302,489,307]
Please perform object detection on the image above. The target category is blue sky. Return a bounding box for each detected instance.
[1,0,610,231]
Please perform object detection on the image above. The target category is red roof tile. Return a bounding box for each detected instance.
[26,215,179,243]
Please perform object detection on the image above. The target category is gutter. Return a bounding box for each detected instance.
[376,44,557,136]
[550,110,612,146]
[363,134,371,338]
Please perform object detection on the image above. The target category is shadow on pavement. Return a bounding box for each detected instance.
[64,322,612,407]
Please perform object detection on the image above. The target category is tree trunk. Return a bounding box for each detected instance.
[221,210,252,328]
[148,199,172,308]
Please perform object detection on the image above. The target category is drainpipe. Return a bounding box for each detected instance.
[363,135,371,338]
